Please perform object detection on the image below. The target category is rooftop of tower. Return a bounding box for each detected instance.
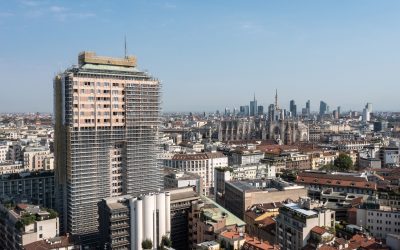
[78,51,136,67]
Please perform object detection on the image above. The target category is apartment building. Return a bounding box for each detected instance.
[0,203,59,249]
[189,196,246,249]
[0,171,55,209]
[163,152,228,195]
[275,199,335,250]
[356,204,400,240]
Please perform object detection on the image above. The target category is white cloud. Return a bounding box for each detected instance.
[49,6,67,13]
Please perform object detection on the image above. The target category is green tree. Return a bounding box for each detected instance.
[334,153,353,171]
[46,208,58,219]
[142,239,153,250]
[158,235,172,249]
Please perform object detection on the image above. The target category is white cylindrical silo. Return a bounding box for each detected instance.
[156,192,166,244]
[129,198,137,250]
[165,192,171,235]
[134,198,143,250]
[143,194,155,244]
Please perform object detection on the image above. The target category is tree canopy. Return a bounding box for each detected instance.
[142,239,153,250]
[320,153,353,172]
[334,153,353,171]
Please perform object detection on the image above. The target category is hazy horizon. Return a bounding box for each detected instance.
[1,0,400,113]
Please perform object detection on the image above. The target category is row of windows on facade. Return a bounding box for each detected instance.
[74,111,125,116]
[368,225,399,233]
[71,126,126,131]
[74,81,123,87]
[73,103,124,109]
[75,119,125,124]
[368,219,398,224]
[74,96,121,101]
[74,89,123,95]
[368,212,400,218]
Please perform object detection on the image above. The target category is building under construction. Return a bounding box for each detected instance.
[54,51,162,245]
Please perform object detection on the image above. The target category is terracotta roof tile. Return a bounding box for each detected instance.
[311,226,327,235]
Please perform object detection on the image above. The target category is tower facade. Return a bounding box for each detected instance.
[319,101,328,116]
[54,52,162,243]
[250,94,258,116]
[290,99,297,117]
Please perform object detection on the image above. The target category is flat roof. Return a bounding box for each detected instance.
[79,51,136,67]
[201,196,246,227]
[227,181,258,192]
[284,203,317,216]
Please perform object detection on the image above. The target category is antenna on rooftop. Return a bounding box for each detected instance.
[124,35,127,58]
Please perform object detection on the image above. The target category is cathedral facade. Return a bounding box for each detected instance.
[218,91,309,145]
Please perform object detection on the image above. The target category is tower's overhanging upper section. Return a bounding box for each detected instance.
[78,51,137,67]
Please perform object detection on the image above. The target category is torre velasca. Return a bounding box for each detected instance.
[54,52,162,243]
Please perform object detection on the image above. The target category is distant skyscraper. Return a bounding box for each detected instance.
[319,101,328,116]
[250,94,258,116]
[239,105,249,116]
[366,103,372,113]
[290,100,297,117]
[333,110,339,119]
[362,103,371,122]
[257,105,264,116]
[337,106,341,118]
[224,107,230,116]
[54,52,162,243]
[306,100,311,115]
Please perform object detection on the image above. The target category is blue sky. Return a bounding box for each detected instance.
[0,0,399,113]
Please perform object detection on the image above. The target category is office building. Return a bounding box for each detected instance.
[239,105,250,116]
[257,105,264,116]
[319,101,328,116]
[306,100,311,115]
[223,179,307,219]
[362,108,370,122]
[54,52,162,242]
[366,102,373,113]
[250,94,258,116]
[289,100,297,117]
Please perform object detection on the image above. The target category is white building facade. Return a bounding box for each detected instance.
[163,152,228,195]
